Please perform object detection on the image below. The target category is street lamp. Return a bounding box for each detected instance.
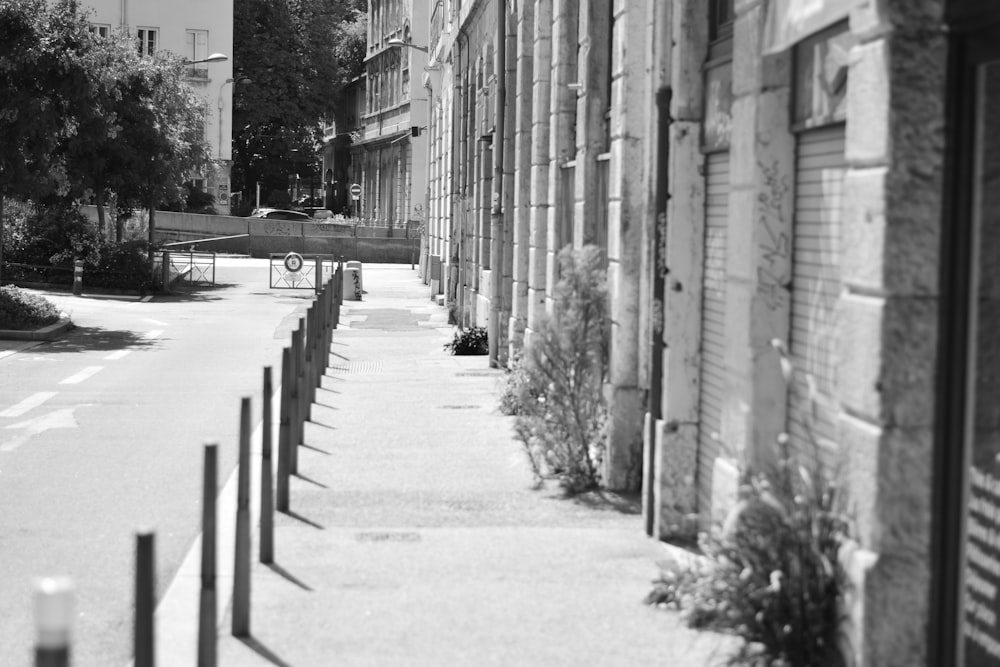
[387,38,428,53]
[184,53,229,64]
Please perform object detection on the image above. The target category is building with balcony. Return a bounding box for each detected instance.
[80,0,235,212]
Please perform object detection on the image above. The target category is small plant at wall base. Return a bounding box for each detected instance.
[646,342,851,667]
[444,326,488,355]
[502,245,609,494]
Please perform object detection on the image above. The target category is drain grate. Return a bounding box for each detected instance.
[356,531,421,543]
[440,405,481,410]
[454,371,504,377]
[329,361,384,374]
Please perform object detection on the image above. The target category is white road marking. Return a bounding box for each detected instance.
[105,350,131,360]
[143,318,168,326]
[142,329,164,340]
[1,406,87,452]
[59,366,104,385]
[0,351,14,361]
[140,295,153,303]
[0,392,58,418]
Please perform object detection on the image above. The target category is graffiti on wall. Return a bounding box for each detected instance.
[756,158,792,311]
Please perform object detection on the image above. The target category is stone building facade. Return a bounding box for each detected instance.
[422,0,1000,663]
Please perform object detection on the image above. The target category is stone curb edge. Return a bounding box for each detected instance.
[0,314,72,341]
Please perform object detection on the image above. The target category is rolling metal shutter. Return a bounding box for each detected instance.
[787,124,846,460]
[698,151,730,514]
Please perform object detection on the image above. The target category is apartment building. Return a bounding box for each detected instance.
[82,0,235,211]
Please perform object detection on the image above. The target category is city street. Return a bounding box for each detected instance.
[0,258,312,666]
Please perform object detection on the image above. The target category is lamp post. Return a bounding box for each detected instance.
[386,38,428,53]
[185,53,229,65]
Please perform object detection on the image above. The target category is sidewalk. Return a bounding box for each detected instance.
[185,264,733,666]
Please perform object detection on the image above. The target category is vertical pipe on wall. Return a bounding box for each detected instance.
[489,0,508,367]
[645,86,671,536]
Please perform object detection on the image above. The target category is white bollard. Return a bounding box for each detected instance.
[34,577,74,667]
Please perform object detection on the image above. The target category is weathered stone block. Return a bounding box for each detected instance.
[654,418,700,541]
[842,167,888,293]
[846,39,890,165]
[839,413,881,549]
[604,384,646,491]
[732,4,763,97]
[850,0,891,43]
[838,293,884,422]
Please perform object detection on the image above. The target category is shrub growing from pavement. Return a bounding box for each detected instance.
[504,245,608,493]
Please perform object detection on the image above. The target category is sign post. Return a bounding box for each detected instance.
[350,183,361,219]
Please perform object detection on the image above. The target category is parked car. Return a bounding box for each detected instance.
[249,208,311,221]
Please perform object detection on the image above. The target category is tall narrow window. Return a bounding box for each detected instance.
[186,29,209,76]
[137,27,158,57]
[89,23,110,38]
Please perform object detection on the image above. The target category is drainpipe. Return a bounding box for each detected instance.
[646,86,671,537]
[449,27,469,325]
[488,0,507,367]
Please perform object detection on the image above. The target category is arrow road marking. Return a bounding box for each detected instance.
[59,366,104,385]
[0,392,58,418]
[1,405,88,452]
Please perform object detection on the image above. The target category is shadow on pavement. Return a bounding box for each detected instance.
[281,509,324,530]
[33,324,163,355]
[293,472,329,488]
[237,635,292,667]
[569,490,643,515]
[266,562,314,592]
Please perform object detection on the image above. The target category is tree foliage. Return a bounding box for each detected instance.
[232,0,367,203]
[0,0,211,280]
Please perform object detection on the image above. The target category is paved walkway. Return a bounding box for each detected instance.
[165,264,734,667]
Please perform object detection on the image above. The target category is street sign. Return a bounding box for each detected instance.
[350,183,362,200]
[283,252,304,273]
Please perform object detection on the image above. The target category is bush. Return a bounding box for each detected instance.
[443,326,489,355]
[502,245,608,493]
[0,285,60,330]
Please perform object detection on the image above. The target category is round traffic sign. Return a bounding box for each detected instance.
[350,183,362,197]
[283,252,304,273]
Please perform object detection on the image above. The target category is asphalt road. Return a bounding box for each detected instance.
[0,258,314,666]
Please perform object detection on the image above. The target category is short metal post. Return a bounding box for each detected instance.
[303,307,314,422]
[134,530,155,667]
[290,323,303,475]
[260,367,274,564]
[198,443,218,667]
[72,260,83,297]
[232,398,251,638]
[34,577,73,667]
[277,348,291,512]
[161,251,171,293]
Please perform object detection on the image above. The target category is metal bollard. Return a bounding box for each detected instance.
[134,530,155,667]
[260,367,274,564]
[72,260,83,297]
[303,306,314,421]
[34,577,73,667]
[232,397,251,638]
[276,348,291,512]
[198,443,218,667]
[160,251,171,294]
[290,322,304,475]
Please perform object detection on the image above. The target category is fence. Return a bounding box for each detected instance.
[31,262,345,667]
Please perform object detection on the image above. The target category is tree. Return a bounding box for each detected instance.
[0,0,102,280]
[231,0,366,205]
[113,53,211,252]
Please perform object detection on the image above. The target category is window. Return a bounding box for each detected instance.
[185,30,209,76]
[137,27,158,57]
[709,0,735,41]
[89,23,110,38]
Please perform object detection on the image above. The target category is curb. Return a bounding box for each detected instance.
[0,314,72,341]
